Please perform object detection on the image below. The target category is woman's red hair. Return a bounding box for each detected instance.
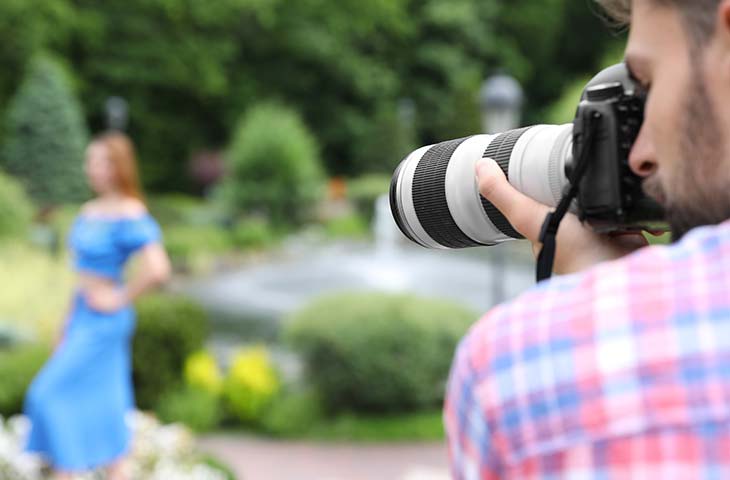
[93,131,145,204]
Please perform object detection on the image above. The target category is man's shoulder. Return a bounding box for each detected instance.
[458,221,730,373]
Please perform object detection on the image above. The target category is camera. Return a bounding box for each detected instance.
[389,63,665,249]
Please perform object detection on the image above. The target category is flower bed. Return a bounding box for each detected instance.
[0,412,231,480]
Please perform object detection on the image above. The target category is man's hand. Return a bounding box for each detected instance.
[476,158,649,276]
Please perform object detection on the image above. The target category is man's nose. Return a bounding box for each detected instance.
[628,124,658,177]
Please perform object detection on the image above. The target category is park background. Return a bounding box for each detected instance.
[0,1,625,478]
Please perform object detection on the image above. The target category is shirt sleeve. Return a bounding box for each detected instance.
[118,215,162,254]
[444,332,502,480]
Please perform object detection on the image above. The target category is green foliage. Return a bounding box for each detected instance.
[323,214,369,239]
[260,389,443,441]
[0,344,49,417]
[184,350,223,395]
[223,346,280,424]
[0,0,621,187]
[308,410,444,442]
[220,103,325,226]
[200,455,237,480]
[1,55,88,206]
[0,172,33,240]
[260,389,323,437]
[286,292,476,413]
[546,47,626,125]
[132,294,208,410]
[163,224,233,270]
[155,386,222,432]
[148,194,225,227]
[230,218,278,250]
[346,174,391,223]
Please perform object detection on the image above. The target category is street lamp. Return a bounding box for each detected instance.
[479,72,524,305]
[479,73,524,134]
[105,96,129,131]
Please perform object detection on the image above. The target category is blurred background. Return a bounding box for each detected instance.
[0,1,625,478]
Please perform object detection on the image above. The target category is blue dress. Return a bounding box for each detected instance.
[24,213,162,471]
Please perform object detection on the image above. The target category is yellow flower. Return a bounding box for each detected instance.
[184,351,223,395]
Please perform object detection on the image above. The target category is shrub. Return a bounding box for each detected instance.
[163,224,233,270]
[1,55,89,206]
[260,389,323,437]
[0,172,33,241]
[219,103,325,227]
[155,386,222,432]
[132,294,208,410]
[285,292,476,413]
[346,174,391,223]
[148,194,227,227]
[184,350,223,395]
[230,218,277,250]
[223,346,280,424]
[323,213,368,239]
[0,344,49,417]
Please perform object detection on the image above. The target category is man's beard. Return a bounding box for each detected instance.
[649,67,730,242]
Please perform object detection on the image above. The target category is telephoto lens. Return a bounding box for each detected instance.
[390,124,573,249]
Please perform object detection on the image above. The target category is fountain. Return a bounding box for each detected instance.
[181,195,536,344]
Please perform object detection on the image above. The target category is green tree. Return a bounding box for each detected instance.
[219,103,325,227]
[1,56,89,206]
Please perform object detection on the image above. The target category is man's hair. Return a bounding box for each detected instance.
[597,0,719,47]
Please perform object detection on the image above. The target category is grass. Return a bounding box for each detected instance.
[307,410,444,442]
[0,241,74,342]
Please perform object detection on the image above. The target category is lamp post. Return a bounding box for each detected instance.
[105,96,129,131]
[479,73,524,305]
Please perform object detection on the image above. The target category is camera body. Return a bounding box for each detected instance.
[573,64,663,233]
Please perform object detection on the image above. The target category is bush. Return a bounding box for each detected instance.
[260,389,323,437]
[163,224,233,270]
[148,194,227,227]
[0,344,49,417]
[230,218,278,250]
[219,103,325,227]
[155,386,222,432]
[346,174,391,223]
[286,292,476,413]
[0,172,33,241]
[1,55,89,206]
[323,213,368,239]
[132,294,208,410]
[223,346,280,424]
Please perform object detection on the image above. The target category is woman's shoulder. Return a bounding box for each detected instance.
[80,198,149,219]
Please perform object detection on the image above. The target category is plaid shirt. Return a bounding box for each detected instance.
[444,220,730,479]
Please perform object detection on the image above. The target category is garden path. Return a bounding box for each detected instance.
[198,434,450,480]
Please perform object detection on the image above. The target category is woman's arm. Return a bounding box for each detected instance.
[121,243,172,303]
[84,244,171,312]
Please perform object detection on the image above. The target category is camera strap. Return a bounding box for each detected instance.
[536,113,599,282]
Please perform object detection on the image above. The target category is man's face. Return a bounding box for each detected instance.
[627,0,730,240]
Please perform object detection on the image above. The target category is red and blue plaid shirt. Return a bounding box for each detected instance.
[445,220,730,479]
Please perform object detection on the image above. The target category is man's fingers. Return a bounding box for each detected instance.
[475,158,551,242]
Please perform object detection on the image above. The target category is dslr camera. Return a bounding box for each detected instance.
[390,63,665,250]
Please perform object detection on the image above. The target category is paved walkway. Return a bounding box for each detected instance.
[198,434,450,480]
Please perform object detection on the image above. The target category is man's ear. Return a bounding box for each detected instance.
[709,0,730,80]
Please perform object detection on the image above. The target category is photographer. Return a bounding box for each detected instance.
[444,0,730,478]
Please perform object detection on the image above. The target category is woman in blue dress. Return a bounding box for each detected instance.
[23,132,172,480]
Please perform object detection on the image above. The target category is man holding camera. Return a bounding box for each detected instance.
[445,0,730,478]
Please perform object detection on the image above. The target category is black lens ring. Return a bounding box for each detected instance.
[389,158,420,245]
[412,137,485,248]
[481,128,531,239]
